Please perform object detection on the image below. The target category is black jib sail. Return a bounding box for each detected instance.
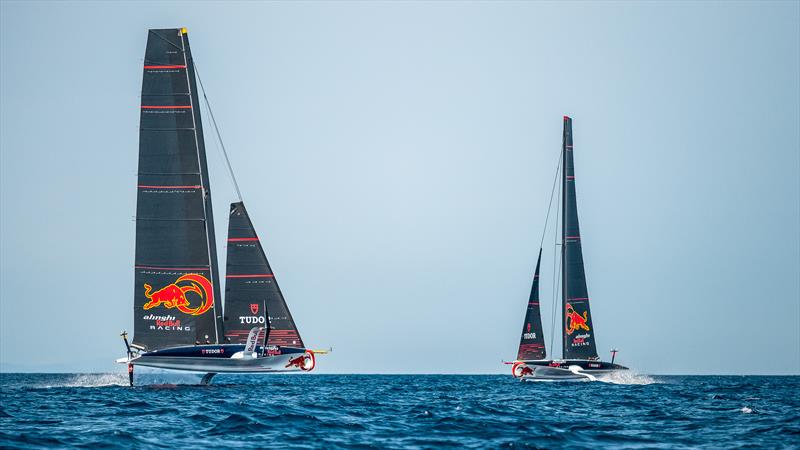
[223,202,305,348]
[561,116,598,359]
[133,28,223,350]
[517,248,547,360]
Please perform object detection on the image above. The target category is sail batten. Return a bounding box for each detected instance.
[132,28,222,350]
[223,202,305,349]
[561,116,598,360]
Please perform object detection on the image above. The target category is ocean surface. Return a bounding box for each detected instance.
[0,373,797,448]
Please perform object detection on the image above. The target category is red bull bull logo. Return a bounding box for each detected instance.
[511,361,534,378]
[143,273,214,316]
[565,303,590,335]
[285,351,315,371]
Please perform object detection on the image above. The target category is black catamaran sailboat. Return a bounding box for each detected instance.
[117,28,322,384]
[510,116,627,381]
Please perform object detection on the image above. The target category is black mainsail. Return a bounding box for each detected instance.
[517,249,547,360]
[561,116,598,359]
[133,28,223,350]
[223,202,305,348]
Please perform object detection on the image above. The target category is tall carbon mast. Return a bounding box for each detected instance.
[561,116,598,359]
[132,28,222,350]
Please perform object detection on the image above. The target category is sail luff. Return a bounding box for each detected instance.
[180,29,224,343]
[561,118,567,359]
[517,248,547,360]
[132,28,220,350]
[561,116,598,359]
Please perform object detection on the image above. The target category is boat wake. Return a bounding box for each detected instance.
[37,371,215,388]
[595,371,657,385]
[42,373,129,388]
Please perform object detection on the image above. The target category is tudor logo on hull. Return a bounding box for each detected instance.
[143,273,214,316]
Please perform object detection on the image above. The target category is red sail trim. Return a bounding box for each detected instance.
[227,238,259,242]
[144,65,186,69]
[138,184,201,189]
[141,105,192,109]
[135,265,209,271]
[225,274,274,278]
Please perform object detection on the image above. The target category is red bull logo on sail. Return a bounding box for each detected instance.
[143,273,214,316]
[565,303,590,335]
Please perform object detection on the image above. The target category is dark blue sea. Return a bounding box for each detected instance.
[0,373,798,448]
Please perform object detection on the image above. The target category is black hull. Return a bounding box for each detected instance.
[124,344,314,373]
[512,359,627,381]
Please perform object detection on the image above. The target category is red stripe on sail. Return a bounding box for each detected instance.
[228,238,259,242]
[141,105,192,109]
[135,265,208,271]
[225,274,274,278]
[144,65,186,69]
[138,185,201,189]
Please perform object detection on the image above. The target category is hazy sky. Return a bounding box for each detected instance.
[1,1,798,374]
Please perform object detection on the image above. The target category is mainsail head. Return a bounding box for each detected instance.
[223,202,305,348]
[133,28,223,351]
[561,116,598,359]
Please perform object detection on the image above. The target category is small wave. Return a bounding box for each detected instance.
[596,371,657,385]
[207,413,263,435]
[740,406,754,414]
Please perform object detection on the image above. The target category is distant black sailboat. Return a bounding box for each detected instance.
[118,28,322,384]
[511,116,627,381]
